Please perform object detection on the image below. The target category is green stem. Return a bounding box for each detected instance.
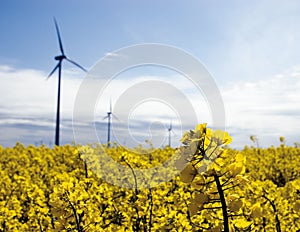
[214,174,229,232]
[148,189,153,232]
[262,195,281,232]
[67,199,82,232]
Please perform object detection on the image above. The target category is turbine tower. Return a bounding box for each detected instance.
[167,120,172,147]
[103,100,118,147]
[48,18,86,146]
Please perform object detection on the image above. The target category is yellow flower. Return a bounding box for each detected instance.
[293,200,300,212]
[179,163,198,183]
[251,203,263,219]
[228,198,243,212]
[192,192,209,206]
[234,218,252,229]
[227,162,244,177]
[194,123,207,135]
[191,174,206,190]
[212,130,232,145]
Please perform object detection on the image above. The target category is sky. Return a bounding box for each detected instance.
[0,0,300,148]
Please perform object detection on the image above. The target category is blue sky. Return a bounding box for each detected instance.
[1,0,300,148]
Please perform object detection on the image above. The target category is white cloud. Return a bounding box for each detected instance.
[0,64,300,148]
[222,65,300,147]
[0,65,83,117]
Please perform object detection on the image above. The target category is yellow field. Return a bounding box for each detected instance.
[0,124,299,231]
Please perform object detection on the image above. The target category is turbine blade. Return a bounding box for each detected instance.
[110,98,112,113]
[47,63,60,79]
[66,58,87,72]
[112,113,120,121]
[103,115,109,120]
[54,18,64,55]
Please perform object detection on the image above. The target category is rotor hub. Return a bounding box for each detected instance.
[55,55,66,61]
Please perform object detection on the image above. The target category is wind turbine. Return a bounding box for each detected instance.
[167,120,173,147]
[48,18,86,146]
[103,100,118,147]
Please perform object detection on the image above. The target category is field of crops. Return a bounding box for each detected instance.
[0,124,299,231]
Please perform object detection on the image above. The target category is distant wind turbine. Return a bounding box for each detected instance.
[167,120,173,147]
[103,99,119,148]
[47,18,86,146]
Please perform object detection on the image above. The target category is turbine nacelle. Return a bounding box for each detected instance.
[55,55,66,61]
